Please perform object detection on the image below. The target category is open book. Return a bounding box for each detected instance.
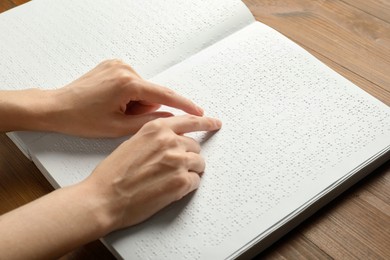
[1,0,389,259]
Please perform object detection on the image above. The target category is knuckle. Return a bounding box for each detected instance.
[163,151,185,166]
[113,74,139,93]
[161,87,176,98]
[171,175,188,188]
[197,156,206,171]
[169,175,191,200]
[103,60,136,83]
[115,72,133,84]
[188,153,205,173]
[164,134,180,147]
[109,58,124,66]
[187,138,201,153]
[184,153,193,166]
[187,115,202,128]
[107,59,137,75]
[144,118,166,131]
[156,135,174,148]
[120,63,136,73]
[195,141,201,152]
[101,58,124,68]
[140,126,179,149]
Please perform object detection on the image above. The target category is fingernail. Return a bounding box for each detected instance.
[215,119,222,128]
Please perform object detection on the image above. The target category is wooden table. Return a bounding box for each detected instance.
[1,0,389,259]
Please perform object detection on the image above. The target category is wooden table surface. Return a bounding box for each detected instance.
[1,0,389,259]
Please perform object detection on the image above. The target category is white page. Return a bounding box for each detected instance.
[0,0,254,156]
[28,22,390,259]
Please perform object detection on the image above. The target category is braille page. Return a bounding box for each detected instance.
[28,22,390,259]
[0,0,254,158]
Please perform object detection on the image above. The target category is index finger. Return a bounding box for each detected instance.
[164,115,222,134]
[131,80,204,116]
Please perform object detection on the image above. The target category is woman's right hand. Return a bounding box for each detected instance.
[83,115,221,233]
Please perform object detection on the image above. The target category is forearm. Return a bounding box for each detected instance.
[0,89,58,132]
[0,182,113,260]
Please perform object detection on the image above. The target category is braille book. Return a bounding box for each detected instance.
[0,0,389,259]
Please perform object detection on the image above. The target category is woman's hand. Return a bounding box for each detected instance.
[47,59,204,137]
[83,115,222,231]
[0,59,204,137]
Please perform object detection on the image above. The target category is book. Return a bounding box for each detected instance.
[1,0,389,259]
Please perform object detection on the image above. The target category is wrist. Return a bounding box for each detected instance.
[72,179,119,236]
[0,88,61,132]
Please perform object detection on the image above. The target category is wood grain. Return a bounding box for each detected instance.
[244,0,390,104]
[0,0,15,13]
[301,169,390,259]
[1,0,389,259]
[341,0,390,23]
